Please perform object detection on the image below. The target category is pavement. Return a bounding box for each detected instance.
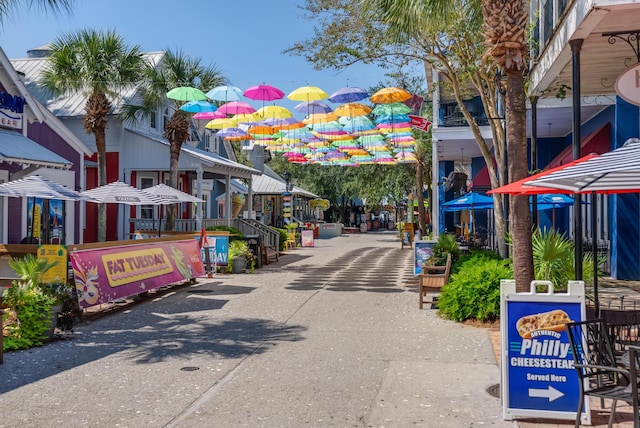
[0,231,637,427]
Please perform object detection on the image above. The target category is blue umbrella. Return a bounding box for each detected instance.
[327,86,369,103]
[294,101,333,114]
[535,193,574,209]
[442,192,494,211]
[205,85,243,102]
[179,100,217,113]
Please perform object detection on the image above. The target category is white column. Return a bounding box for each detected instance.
[432,140,440,239]
[196,167,203,230]
[247,176,253,219]
[226,173,232,226]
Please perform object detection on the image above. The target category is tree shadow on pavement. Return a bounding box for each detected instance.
[0,312,306,394]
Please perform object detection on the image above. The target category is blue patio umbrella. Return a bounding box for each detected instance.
[442,192,494,244]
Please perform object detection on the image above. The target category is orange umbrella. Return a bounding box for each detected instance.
[370,87,412,104]
[334,103,372,117]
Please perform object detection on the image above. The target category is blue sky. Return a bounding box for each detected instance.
[0,1,391,118]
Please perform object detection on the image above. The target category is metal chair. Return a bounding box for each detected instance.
[566,319,640,428]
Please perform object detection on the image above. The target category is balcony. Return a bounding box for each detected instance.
[438,97,489,128]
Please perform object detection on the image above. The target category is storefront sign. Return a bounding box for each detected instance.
[414,240,436,275]
[408,115,431,131]
[69,240,204,308]
[616,63,640,106]
[301,230,314,247]
[38,244,68,284]
[194,234,229,267]
[0,91,24,130]
[501,280,587,424]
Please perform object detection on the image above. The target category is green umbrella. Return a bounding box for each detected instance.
[372,102,412,116]
[166,86,208,102]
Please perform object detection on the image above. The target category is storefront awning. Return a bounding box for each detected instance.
[0,128,72,169]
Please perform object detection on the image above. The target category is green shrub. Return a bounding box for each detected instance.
[206,225,244,242]
[452,249,502,274]
[2,281,56,351]
[274,228,288,251]
[437,257,513,323]
[430,233,461,266]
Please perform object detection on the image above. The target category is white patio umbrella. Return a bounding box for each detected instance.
[144,184,204,236]
[144,183,204,205]
[82,181,162,205]
[0,175,95,243]
[82,181,163,240]
[0,175,90,201]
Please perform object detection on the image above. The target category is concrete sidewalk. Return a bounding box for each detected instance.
[0,231,634,427]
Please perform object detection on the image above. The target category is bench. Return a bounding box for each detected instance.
[419,253,452,309]
[262,243,279,265]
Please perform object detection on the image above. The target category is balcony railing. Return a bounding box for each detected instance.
[439,98,489,127]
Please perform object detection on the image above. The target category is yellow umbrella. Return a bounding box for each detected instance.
[205,117,238,129]
[287,85,328,101]
[334,103,372,117]
[257,105,292,119]
[232,113,262,124]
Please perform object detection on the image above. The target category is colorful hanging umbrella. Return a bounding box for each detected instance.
[206,85,243,102]
[205,117,238,129]
[166,86,208,102]
[218,101,256,115]
[373,102,412,116]
[370,87,412,104]
[287,85,329,101]
[294,101,333,114]
[328,86,369,103]
[243,84,285,101]
[217,127,248,140]
[179,100,217,113]
[256,105,292,119]
[263,117,305,130]
[334,102,372,117]
[303,113,339,124]
[193,110,226,120]
[232,113,262,124]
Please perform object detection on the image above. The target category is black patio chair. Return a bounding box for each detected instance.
[566,319,640,428]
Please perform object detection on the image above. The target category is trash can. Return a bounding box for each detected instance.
[243,234,263,269]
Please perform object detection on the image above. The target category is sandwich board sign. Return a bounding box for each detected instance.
[501,280,588,424]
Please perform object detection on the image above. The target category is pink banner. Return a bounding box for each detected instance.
[69,240,205,308]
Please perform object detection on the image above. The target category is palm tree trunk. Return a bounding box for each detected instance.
[506,71,534,291]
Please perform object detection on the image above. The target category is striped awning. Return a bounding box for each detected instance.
[526,138,640,194]
[145,183,204,205]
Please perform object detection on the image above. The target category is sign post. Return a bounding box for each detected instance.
[501,280,588,424]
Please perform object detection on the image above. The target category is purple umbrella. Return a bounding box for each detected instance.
[327,86,369,103]
[294,101,333,114]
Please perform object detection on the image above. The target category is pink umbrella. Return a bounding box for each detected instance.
[193,110,226,120]
[218,101,256,115]
[243,84,285,102]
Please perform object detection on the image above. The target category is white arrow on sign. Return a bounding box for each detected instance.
[528,386,564,402]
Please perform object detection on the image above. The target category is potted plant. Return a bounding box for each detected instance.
[2,254,75,350]
[227,240,254,274]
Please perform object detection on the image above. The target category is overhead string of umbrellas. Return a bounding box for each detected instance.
[167,84,425,166]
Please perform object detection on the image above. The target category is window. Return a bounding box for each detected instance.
[139,176,155,220]
[163,107,171,131]
[150,109,157,129]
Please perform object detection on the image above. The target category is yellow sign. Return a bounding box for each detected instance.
[38,244,67,283]
[33,204,41,238]
[102,248,173,287]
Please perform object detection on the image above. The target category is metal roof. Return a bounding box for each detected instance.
[11,51,165,117]
[251,170,318,198]
[0,128,72,169]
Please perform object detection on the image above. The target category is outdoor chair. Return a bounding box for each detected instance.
[602,309,640,358]
[565,319,640,428]
[284,232,296,251]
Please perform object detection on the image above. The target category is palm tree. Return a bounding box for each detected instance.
[372,0,533,290]
[0,0,74,23]
[121,49,227,230]
[40,29,145,242]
